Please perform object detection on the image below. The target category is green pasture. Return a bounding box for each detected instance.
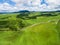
[0,12,60,45]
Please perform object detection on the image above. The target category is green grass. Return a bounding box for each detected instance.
[0,31,21,45]
[0,12,60,45]
[16,22,58,45]
[0,22,59,45]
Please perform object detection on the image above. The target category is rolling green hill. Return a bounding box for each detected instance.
[0,12,60,45]
[16,22,58,45]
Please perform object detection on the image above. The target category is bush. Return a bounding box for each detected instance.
[0,21,8,28]
[7,17,30,31]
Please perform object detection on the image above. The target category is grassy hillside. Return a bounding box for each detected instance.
[0,12,60,45]
[17,22,59,45]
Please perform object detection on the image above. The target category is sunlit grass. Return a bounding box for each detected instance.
[0,12,60,45]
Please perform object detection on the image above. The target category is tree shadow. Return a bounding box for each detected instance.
[16,12,58,20]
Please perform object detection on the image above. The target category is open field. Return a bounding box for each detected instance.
[0,12,60,45]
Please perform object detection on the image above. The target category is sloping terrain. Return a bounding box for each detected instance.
[0,22,60,45]
[0,12,60,45]
[16,22,58,45]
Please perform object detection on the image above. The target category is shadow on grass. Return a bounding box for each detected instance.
[16,12,58,20]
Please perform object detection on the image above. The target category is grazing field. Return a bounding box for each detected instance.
[0,12,60,45]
